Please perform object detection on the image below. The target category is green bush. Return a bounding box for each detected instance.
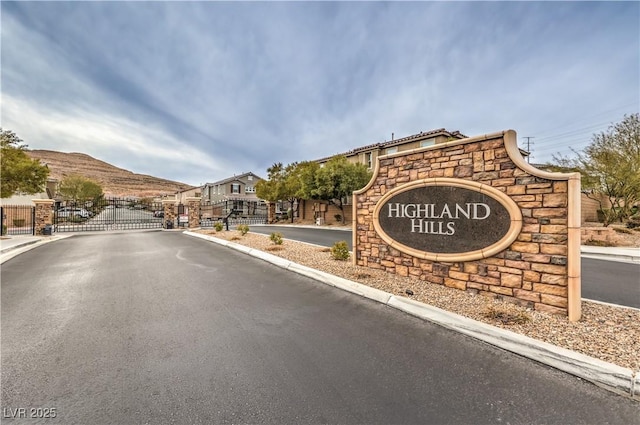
[237,224,250,236]
[1,224,6,236]
[214,221,224,232]
[269,232,283,245]
[330,240,350,261]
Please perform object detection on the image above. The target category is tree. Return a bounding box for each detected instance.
[256,162,319,223]
[305,156,372,223]
[58,175,103,201]
[1,129,50,198]
[553,113,640,226]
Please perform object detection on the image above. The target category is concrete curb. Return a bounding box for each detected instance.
[252,223,352,232]
[0,235,72,265]
[184,230,639,400]
[580,250,640,264]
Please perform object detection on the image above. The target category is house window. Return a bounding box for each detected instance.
[231,184,241,194]
[420,138,436,148]
[246,186,255,193]
[365,152,372,169]
[386,147,398,154]
[247,176,253,181]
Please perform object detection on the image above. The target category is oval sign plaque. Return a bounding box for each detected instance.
[373,178,522,261]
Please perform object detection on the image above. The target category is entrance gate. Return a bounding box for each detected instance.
[200,200,268,228]
[53,197,164,232]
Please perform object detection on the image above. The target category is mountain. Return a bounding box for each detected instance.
[26,150,195,198]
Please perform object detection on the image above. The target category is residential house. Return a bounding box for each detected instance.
[200,172,265,216]
[174,186,202,204]
[301,128,468,224]
[316,128,467,170]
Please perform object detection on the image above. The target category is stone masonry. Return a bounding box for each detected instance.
[162,200,177,229]
[33,199,54,235]
[353,130,581,320]
[186,197,201,229]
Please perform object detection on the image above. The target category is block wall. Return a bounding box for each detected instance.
[353,130,581,319]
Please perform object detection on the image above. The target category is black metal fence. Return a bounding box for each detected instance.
[200,199,267,227]
[53,197,164,232]
[1,205,36,236]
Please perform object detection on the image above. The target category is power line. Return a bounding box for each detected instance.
[522,136,534,163]
[532,101,638,139]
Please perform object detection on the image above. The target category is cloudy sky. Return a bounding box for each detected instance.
[2,1,638,186]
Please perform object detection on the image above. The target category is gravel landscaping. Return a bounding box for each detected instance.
[195,229,639,373]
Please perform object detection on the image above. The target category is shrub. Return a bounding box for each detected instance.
[334,214,342,222]
[214,221,223,232]
[330,240,350,261]
[13,219,26,227]
[269,232,283,245]
[237,224,249,236]
[1,224,6,236]
[626,214,640,229]
[483,306,531,325]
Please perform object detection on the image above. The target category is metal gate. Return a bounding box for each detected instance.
[200,199,267,227]
[53,197,164,232]
[1,205,36,236]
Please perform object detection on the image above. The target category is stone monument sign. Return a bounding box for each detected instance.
[353,130,582,321]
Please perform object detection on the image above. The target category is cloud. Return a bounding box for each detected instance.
[1,1,638,183]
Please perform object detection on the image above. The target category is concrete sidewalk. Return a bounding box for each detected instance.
[0,234,70,264]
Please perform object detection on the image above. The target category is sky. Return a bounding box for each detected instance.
[1,1,638,187]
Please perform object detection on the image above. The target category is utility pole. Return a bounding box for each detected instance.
[523,136,534,163]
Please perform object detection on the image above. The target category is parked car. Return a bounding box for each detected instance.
[153,210,164,218]
[57,207,91,219]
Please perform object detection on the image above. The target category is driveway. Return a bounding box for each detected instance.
[2,232,638,424]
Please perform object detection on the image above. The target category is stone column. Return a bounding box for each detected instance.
[162,200,176,229]
[33,199,54,236]
[267,202,276,223]
[186,197,201,229]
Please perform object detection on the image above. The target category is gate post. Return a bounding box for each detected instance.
[267,202,276,223]
[162,200,176,229]
[33,199,54,235]
[186,197,201,229]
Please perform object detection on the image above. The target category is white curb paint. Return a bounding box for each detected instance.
[184,230,639,400]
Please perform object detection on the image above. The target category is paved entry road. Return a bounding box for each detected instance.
[1,232,638,424]
[251,225,640,309]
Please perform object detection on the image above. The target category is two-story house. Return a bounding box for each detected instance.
[315,128,467,170]
[200,172,264,215]
[300,128,468,224]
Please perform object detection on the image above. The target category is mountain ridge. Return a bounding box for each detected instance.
[26,149,195,198]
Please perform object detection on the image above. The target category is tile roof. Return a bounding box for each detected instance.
[315,128,467,162]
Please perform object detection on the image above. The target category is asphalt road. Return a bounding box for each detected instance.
[251,225,640,309]
[2,232,638,424]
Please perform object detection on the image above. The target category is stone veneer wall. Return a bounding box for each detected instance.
[186,197,201,229]
[33,199,54,235]
[162,200,177,228]
[353,130,582,320]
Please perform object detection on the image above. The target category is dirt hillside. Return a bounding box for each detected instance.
[27,150,194,198]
